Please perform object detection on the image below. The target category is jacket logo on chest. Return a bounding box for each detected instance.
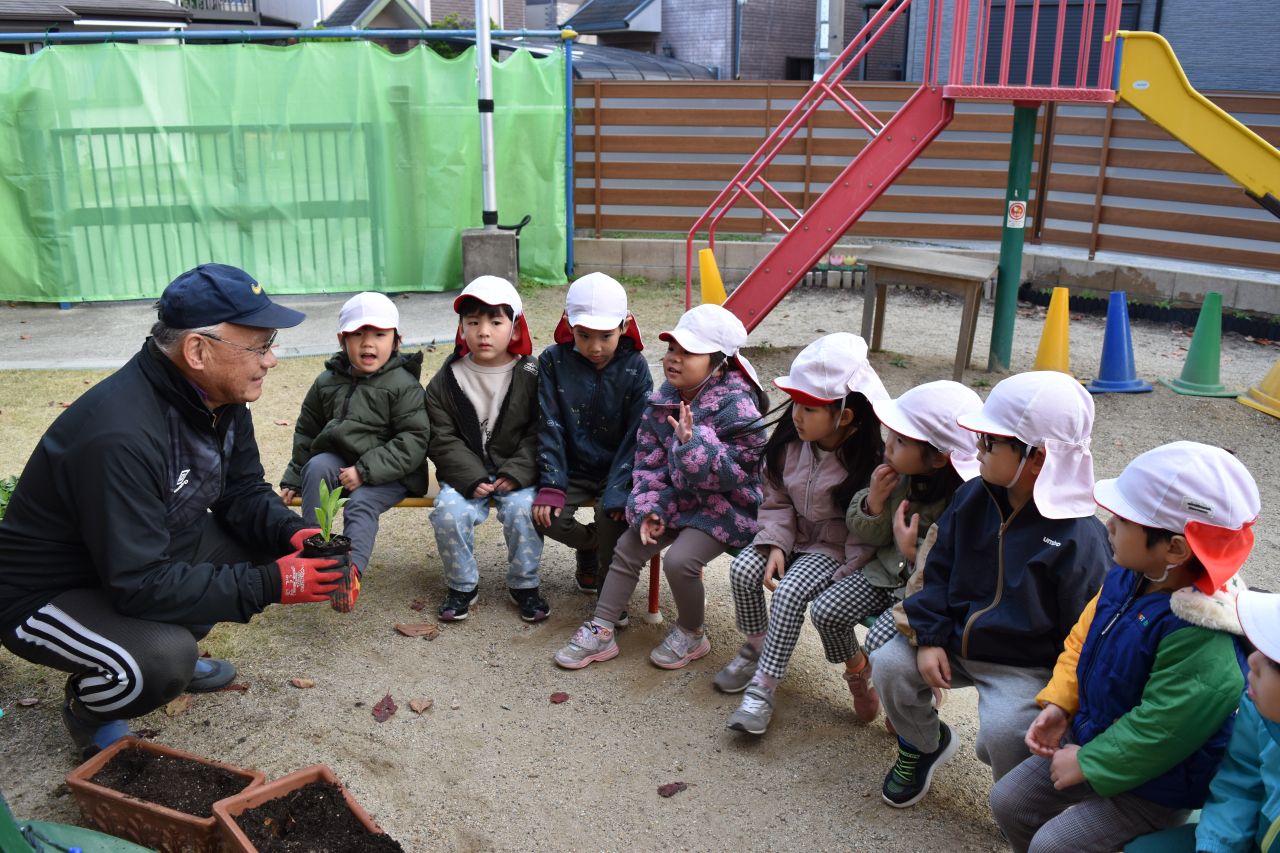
[1135,612,1151,628]
[1042,536,1061,547]
[172,468,191,494]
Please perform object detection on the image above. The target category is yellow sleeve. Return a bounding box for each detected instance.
[1035,592,1098,715]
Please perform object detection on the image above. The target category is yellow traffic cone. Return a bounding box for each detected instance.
[698,248,728,305]
[1033,287,1071,375]
[1238,356,1280,419]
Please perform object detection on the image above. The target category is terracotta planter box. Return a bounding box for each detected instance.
[213,764,390,852]
[65,737,264,853]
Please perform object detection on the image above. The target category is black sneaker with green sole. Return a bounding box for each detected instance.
[881,721,958,808]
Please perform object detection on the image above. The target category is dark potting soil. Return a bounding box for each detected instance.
[89,746,252,818]
[235,781,405,852]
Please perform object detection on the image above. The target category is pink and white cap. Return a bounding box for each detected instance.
[451,275,532,357]
[1238,590,1280,662]
[659,303,762,393]
[338,291,399,333]
[773,332,888,407]
[873,380,984,480]
[1095,441,1259,594]
[957,371,1096,519]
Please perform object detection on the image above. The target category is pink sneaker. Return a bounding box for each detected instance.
[554,622,619,670]
[843,660,880,723]
[649,626,711,670]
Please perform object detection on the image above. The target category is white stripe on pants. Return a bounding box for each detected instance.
[729,546,841,680]
[990,753,1189,853]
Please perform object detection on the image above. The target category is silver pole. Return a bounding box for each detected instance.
[476,0,498,230]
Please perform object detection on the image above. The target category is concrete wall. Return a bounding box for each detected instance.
[660,1,733,78]
[432,0,525,28]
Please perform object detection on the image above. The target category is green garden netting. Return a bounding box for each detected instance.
[0,41,567,302]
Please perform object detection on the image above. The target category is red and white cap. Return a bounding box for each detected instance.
[452,275,532,357]
[1095,441,1260,594]
[957,371,1096,519]
[338,291,398,333]
[552,271,644,350]
[659,303,761,393]
[873,380,984,480]
[1237,589,1280,662]
[773,333,888,407]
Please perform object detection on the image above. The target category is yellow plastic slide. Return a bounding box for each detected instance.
[1114,31,1280,212]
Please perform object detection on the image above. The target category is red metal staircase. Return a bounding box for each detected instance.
[687,0,1126,328]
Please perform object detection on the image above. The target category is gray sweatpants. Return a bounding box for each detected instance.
[990,754,1189,853]
[595,526,724,632]
[869,632,1050,780]
[301,452,407,572]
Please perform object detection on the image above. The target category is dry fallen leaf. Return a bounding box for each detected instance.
[394,622,440,640]
[549,692,569,704]
[59,401,72,408]
[165,695,193,716]
[16,697,40,707]
[219,683,250,693]
[657,781,689,798]
[19,334,30,340]
[273,419,291,426]
[409,698,434,715]
[409,598,428,611]
[290,677,316,689]
[372,693,397,722]
[135,728,161,739]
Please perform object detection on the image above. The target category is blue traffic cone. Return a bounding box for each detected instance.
[1086,291,1152,393]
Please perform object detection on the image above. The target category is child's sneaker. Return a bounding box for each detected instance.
[508,587,550,622]
[574,550,599,593]
[881,722,958,808]
[712,643,759,693]
[649,625,711,670]
[726,684,774,735]
[554,622,619,669]
[842,659,880,723]
[438,587,479,622]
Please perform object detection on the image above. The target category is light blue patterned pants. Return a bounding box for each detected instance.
[429,484,543,592]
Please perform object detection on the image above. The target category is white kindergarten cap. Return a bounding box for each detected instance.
[774,332,888,407]
[1238,590,1280,662]
[565,272,628,330]
[874,380,984,481]
[659,303,761,394]
[957,371,1096,519]
[453,275,523,318]
[1095,441,1259,594]
[338,291,399,333]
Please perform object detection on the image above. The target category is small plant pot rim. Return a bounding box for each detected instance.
[65,736,265,853]
[301,534,352,559]
[213,763,385,852]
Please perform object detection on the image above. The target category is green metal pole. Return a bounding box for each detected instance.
[989,104,1039,372]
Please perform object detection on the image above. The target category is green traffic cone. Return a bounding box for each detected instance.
[1159,292,1239,397]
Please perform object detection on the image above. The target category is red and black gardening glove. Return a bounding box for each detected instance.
[330,564,362,614]
[288,527,323,553]
[275,552,346,605]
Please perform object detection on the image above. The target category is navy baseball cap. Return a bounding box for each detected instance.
[157,264,305,329]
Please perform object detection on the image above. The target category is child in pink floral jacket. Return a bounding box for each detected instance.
[555,304,768,672]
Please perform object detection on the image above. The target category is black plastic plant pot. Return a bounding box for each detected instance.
[301,535,356,612]
[300,534,351,560]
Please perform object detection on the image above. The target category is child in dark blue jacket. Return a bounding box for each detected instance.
[870,371,1111,809]
[532,273,653,593]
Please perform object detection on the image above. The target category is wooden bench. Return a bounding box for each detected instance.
[286,493,665,623]
[857,245,999,381]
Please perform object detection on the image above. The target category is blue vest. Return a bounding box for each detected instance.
[1073,565,1244,808]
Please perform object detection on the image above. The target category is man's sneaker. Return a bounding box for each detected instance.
[554,622,619,669]
[508,587,550,622]
[712,644,759,693]
[842,660,880,722]
[574,549,599,593]
[62,702,132,763]
[881,722,958,808]
[649,626,711,670]
[438,587,479,622]
[726,685,774,735]
[186,657,237,693]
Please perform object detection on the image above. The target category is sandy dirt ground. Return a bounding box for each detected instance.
[0,279,1277,851]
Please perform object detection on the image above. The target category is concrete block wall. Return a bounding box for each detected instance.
[661,2,733,77]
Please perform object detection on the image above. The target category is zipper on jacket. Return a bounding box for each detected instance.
[960,487,1024,659]
[339,381,359,421]
[1079,572,1141,701]
[803,443,819,517]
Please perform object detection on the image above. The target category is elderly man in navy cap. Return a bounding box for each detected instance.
[0,264,346,761]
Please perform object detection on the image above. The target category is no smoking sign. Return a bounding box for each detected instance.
[1006,200,1027,229]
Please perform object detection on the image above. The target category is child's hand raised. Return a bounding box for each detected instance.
[639,513,666,545]
[666,402,694,444]
[1025,703,1070,758]
[762,546,786,590]
[867,464,900,516]
[893,500,920,562]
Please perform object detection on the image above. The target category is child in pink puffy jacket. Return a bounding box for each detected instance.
[554,304,768,672]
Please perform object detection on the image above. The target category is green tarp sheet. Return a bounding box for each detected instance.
[0,41,567,302]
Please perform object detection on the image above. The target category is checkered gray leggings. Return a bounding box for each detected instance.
[729,546,843,680]
[809,570,899,663]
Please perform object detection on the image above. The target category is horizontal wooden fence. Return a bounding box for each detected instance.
[573,81,1280,272]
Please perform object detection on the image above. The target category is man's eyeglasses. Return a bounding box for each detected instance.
[199,331,277,358]
[977,432,1032,457]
